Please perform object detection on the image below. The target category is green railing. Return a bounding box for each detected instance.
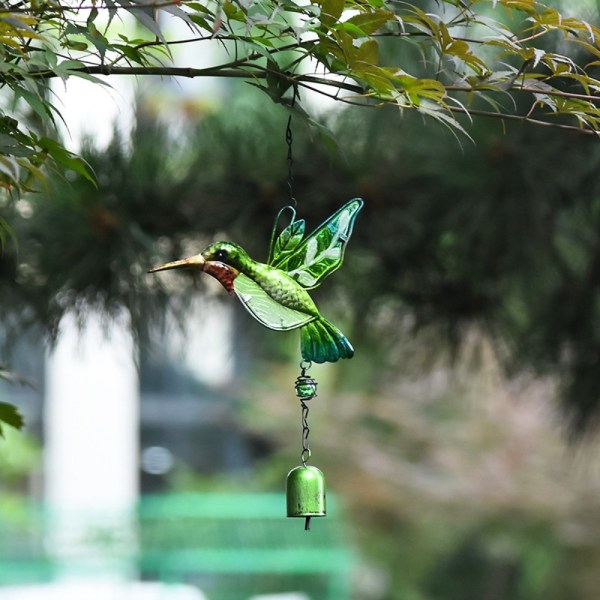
[0,493,354,600]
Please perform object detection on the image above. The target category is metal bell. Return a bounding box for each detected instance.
[286,465,326,530]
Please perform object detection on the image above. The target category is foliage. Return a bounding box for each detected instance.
[0,399,23,436]
[0,0,600,199]
[0,367,26,435]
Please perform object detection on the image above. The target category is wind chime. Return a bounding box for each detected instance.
[149,86,363,530]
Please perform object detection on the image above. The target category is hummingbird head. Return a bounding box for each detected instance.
[201,241,250,272]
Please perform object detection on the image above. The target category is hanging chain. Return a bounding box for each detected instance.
[301,401,310,466]
[295,360,317,466]
[285,84,299,208]
[267,85,300,264]
[286,114,294,206]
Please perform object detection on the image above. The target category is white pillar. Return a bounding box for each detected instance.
[167,297,234,387]
[44,311,139,579]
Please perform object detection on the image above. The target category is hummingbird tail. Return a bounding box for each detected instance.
[300,318,354,364]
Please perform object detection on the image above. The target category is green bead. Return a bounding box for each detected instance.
[295,375,317,399]
[296,382,317,398]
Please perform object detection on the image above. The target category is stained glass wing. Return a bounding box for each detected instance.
[233,273,314,331]
[274,198,364,289]
[267,205,306,266]
[268,218,306,266]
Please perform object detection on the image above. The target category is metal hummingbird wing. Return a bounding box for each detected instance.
[233,273,314,330]
[268,198,364,290]
[267,205,306,266]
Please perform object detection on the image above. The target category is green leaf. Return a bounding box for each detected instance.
[0,402,24,437]
[223,1,245,22]
[0,155,20,183]
[55,59,86,77]
[264,59,293,102]
[39,137,96,185]
[318,0,344,27]
[416,100,473,141]
[354,39,379,66]
[345,10,394,36]
[15,87,54,125]
[497,0,537,14]
[186,2,213,12]
[63,38,89,51]
[189,14,211,30]
[85,22,110,60]
[360,66,397,95]
[115,0,170,52]
[113,43,149,66]
[87,6,99,25]
[0,215,16,249]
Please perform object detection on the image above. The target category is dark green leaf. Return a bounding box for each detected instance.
[87,6,99,25]
[319,0,344,27]
[39,137,96,185]
[63,38,89,51]
[345,10,394,35]
[0,402,24,437]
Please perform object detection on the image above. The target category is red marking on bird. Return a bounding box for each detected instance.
[204,261,238,295]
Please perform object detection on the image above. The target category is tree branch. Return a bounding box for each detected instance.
[18,62,598,134]
[30,64,265,79]
[447,105,600,135]
[0,0,186,13]
[447,84,600,104]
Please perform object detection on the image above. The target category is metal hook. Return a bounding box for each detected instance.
[300,359,312,374]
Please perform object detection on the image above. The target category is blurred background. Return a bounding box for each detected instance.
[4,2,600,599]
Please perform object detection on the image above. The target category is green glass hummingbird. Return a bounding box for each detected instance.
[149,198,364,363]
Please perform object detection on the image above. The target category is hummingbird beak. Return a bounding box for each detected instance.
[148,254,206,273]
[149,253,238,296]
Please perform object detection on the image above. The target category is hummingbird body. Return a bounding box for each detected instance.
[150,199,363,363]
[250,264,317,314]
[211,244,320,317]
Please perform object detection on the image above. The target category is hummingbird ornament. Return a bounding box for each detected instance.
[150,197,363,530]
[149,198,363,364]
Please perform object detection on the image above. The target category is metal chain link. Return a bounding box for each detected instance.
[301,400,311,466]
[285,84,298,208]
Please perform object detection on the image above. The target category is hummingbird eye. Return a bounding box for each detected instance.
[214,248,229,262]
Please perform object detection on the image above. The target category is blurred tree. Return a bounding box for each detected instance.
[3,82,600,433]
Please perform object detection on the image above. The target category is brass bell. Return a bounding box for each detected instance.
[286,465,326,530]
